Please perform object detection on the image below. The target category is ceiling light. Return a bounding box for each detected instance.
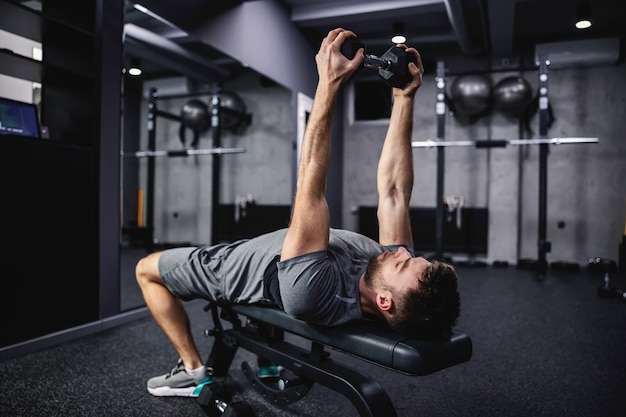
[575,4,592,29]
[391,22,407,44]
[128,58,142,76]
[391,34,407,44]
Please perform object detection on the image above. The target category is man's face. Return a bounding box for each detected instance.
[368,247,431,295]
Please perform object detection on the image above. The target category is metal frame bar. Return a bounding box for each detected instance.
[537,58,551,277]
[210,84,222,245]
[434,61,447,259]
[412,137,599,148]
[145,88,158,251]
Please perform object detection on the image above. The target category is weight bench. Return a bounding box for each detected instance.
[200,303,472,417]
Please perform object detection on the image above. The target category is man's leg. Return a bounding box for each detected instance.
[135,252,210,396]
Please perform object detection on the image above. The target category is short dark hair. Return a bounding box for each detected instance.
[387,261,460,340]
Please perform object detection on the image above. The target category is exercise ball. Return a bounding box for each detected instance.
[493,76,533,117]
[218,91,247,130]
[181,99,210,132]
[449,74,492,116]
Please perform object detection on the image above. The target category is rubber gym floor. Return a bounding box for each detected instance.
[1,264,625,417]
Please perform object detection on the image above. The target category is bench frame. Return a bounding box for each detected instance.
[201,303,472,417]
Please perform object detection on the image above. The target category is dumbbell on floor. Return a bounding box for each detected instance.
[197,383,255,417]
[341,37,417,88]
[589,257,626,301]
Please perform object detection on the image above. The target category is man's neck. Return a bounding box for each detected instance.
[358,273,382,319]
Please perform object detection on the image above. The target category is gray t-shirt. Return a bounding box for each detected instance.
[277,229,383,326]
[159,228,384,326]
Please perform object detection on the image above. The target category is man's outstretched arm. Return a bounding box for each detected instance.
[376,46,423,247]
[281,29,363,261]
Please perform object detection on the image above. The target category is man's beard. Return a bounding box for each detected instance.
[363,252,384,288]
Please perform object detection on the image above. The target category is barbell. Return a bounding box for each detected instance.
[125,147,246,158]
[412,137,599,148]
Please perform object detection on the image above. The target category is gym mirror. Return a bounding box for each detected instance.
[120,1,294,311]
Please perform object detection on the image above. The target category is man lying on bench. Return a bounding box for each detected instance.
[135,27,461,400]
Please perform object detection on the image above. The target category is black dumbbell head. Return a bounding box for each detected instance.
[379,46,417,88]
[223,401,255,417]
[210,383,231,401]
[197,382,232,415]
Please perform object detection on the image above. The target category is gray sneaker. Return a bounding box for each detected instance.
[147,359,212,397]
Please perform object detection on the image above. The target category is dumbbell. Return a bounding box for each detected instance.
[340,37,417,88]
[197,383,255,417]
[589,257,626,301]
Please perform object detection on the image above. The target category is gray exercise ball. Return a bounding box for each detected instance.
[449,74,492,116]
[181,99,210,132]
[493,76,533,117]
[218,91,247,130]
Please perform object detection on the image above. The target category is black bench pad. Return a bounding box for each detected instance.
[230,304,472,376]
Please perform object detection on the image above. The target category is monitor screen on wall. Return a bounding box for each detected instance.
[0,96,41,138]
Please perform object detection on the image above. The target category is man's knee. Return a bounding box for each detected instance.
[135,252,161,287]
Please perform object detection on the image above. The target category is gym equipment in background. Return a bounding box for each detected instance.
[125,85,249,249]
[179,99,210,148]
[340,37,418,88]
[448,74,493,117]
[181,99,211,132]
[128,147,245,158]
[492,76,533,118]
[416,59,599,277]
[590,257,625,302]
[219,91,249,133]
[179,92,251,148]
[412,137,598,148]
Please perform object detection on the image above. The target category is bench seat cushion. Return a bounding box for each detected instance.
[230,304,472,376]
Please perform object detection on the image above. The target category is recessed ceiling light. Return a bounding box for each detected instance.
[391,34,407,44]
[391,22,406,44]
[575,4,592,29]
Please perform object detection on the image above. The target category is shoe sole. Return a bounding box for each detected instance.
[147,380,212,397]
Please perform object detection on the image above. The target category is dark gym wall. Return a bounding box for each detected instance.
[0,0,124,353]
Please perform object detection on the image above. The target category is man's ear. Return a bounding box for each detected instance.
[376,292,393,311]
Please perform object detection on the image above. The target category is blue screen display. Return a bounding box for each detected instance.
[0,97,41,138]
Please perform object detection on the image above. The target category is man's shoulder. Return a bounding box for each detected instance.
[329,228,381,254]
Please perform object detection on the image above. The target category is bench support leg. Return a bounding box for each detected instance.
[205,333,238,377]
[228,327,398,417]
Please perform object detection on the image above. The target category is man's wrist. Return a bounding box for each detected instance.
[313,82,341,110]
[393,91,416,100]
[317,80,342,96]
